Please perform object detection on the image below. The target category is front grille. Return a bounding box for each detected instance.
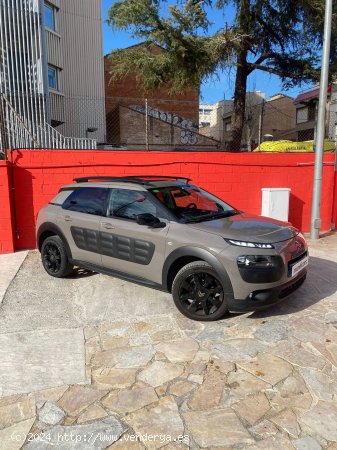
[279,275,306,299]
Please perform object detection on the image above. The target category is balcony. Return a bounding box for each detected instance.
[49,90,65,126]
[46,29,63,69]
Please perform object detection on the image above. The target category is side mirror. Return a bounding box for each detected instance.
[136,213,166,228]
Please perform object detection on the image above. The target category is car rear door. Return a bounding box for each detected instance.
[58,186,108,265]
[99,187,169,285]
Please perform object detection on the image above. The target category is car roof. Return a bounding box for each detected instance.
[61,176,192,191]
[61,181,189,190]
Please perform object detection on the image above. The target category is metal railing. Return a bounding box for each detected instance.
[0,95,38,150]
[39,122,97,150]
[0,94,97,153]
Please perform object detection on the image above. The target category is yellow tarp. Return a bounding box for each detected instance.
[254,139,336,152]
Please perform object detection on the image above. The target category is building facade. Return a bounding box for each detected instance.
[104,45,206,149]
[220,92,266,150]
[261,94,297,141]
[199,101,233,141]
[51,0,105,141]
[294,84,337,142]
[0,0,105,150]
[199,93,297,150]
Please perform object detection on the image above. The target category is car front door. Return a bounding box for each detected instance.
[100,187,170,286]
[58,186,108,265]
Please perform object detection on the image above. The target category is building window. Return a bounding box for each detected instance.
[225,121,231,132]
[44,2,56,31]
[308,104,316,121]
[296,107,309,124]
[48,65,58,90]
[200,122,210,127]
[199,108,212,116]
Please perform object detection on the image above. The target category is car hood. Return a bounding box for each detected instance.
[188,212,299,244]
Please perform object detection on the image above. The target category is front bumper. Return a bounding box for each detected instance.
[227,270,307,313]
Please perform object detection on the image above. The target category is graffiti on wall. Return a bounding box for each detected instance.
[129,105,199,145]
[180,130,198,145]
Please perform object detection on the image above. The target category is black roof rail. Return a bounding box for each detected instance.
[73,175,191,185]
[73,176,149,185]
[128,175,191,183]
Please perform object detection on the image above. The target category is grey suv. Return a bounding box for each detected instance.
[36,176,308,321]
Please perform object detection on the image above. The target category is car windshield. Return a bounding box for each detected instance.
[149,185,239,223]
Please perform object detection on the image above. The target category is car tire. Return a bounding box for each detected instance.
[172,260,228,321]
[41,235,73,278]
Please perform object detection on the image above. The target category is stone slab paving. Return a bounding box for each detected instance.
[0,234,336,448]
[0,328,87,397]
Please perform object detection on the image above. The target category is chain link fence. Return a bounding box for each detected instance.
[0,93,98,157]
[1,90,337,156]
[104,92,336,152]
[104,98,221,151]
[200,92,337,152]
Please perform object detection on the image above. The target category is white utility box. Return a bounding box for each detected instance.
[261,188,291,222]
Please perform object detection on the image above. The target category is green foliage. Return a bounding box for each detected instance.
[107,0,239,93]
[106,0,336,94]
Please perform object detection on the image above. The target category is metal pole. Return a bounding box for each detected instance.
[258,100,264,152]
[145,98,149,151]
[310,0,333,239]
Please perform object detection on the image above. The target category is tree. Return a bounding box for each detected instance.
[107,0,336,151]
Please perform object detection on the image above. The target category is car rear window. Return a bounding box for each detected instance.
[62,187,108,216]
[50,190,74,205]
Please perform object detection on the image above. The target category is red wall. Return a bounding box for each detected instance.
[2,150,337,252]
[333,169,337,228]
[0,161,14,253]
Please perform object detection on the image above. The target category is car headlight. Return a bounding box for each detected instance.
[225,239,274,249]
[237,255,275,268]
[237,255,284,283]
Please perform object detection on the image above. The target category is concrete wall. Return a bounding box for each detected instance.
[56,0,106,141]
[0,150,336,253]
[117,107,220,150]
[262,96,297,140]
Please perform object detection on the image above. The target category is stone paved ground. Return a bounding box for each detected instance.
[1,234,337,449]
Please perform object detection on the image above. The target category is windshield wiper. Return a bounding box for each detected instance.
[185,210,238,223]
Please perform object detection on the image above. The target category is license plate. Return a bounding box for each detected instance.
[289,256,309,277]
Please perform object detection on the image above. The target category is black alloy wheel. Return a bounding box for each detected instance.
[41,235,73,278]
[172,261,228,321]
[43,242,62,274]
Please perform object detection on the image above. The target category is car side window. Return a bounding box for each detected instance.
[62,187,108,216]
[109,188,157,220]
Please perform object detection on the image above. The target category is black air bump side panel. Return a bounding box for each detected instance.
[100,231,155,265]
[71,227,100,253]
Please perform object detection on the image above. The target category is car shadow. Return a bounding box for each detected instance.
[246,256,337,318]
[66,267,98,279]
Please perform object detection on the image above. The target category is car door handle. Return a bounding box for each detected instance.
[64,215,72,222]
[102,222,115,230]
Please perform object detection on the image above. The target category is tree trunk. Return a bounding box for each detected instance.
[228,48,248,152]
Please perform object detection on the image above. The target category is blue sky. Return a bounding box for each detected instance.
[102,0,314,103]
